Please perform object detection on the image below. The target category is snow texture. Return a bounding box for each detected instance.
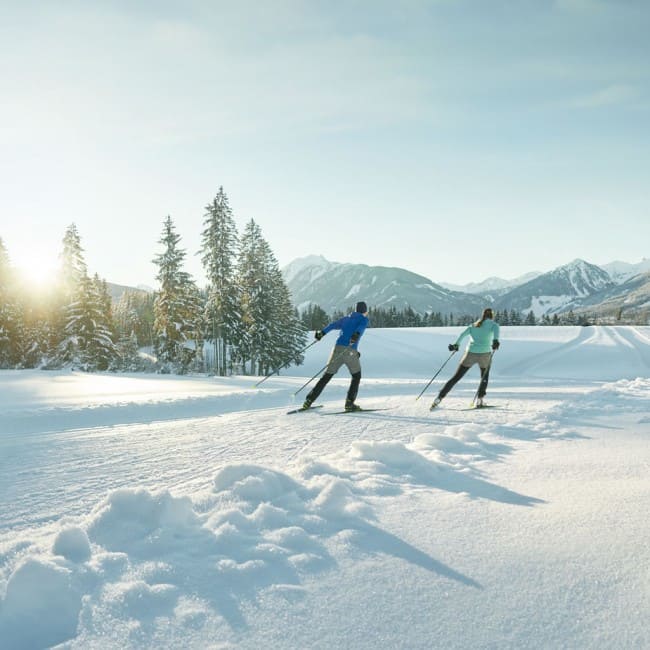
[1,325,649,649]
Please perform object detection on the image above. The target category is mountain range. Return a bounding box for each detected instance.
[282,255,650,321]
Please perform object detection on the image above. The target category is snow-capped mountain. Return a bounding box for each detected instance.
[572,271,650,320]
[440,272,542,297]
[494,259,615,316]
[283,255,648,320]
[282,256,485,316]
[601,258,650,284]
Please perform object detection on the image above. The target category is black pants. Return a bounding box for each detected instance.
[306,371,361,404]
[439,363,491,399]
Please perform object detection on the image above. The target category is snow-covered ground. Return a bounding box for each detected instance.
[1,326,649,649]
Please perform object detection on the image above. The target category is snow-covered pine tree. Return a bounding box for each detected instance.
[58,273,116,370]
[115,331,143,371]
[114,291,139,342]
[153,216,203,372]
[51,224,89,367]
[234,220,264,374]
[184,283,206,373]
[59,224,87,301]
[85,274,117,370]
[199,187,240,376]
[94,276,116,342]
[0,237,22,367]
[114,290,155,348]
[235,219,306,375]
[264,262,308,375]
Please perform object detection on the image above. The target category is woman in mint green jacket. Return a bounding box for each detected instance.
[431,308,500,409]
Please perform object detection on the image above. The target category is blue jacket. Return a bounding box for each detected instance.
[322,311,369,350]
[455,318,500,354]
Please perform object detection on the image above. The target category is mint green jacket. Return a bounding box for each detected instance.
[455,319,500,354]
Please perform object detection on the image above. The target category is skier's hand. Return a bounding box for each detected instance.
[448,343,459,352]
[314,330,325,341]
[350,331,360,344]
[357,351,361,358]
[492,340,500,350]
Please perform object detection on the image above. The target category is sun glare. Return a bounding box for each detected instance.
[15,256,59,290]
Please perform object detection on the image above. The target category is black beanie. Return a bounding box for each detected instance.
[355,301,368,314]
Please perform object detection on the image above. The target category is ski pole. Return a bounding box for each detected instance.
[415,350,456,400]
[293,364,328,396]
[471,351,495,406]
[254,340,319,387]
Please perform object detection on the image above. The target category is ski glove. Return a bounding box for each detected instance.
[492,340,500,350]
[350,331,360,344]
[448,343,459,352]
[314,330,325,341]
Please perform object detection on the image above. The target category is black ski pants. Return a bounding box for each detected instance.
[306,370,361,405]
[439,358,491,399]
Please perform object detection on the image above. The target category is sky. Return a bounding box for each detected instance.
[1,0,649,288]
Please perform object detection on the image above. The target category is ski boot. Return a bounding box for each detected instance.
[345,400,362,412]
[430,396,442,411]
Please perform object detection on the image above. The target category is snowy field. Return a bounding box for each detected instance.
[1,326,649,649]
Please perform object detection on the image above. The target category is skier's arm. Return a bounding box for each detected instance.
[322,317,345,335]
[492,322,501,349]
[454,326,471,347]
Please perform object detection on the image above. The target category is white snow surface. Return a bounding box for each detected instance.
[1,326,649,649]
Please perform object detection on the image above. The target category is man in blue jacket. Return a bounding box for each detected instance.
[303,301,369,412]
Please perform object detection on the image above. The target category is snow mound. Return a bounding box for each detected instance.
[53,526,92,563]
[0,558,84,649]
[0,463,378,647]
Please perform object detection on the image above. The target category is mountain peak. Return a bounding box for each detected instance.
[282,257,485,316]
[282,255,333,285]
[564,258,590,270]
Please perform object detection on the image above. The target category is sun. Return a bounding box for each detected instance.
[14,253,59,290]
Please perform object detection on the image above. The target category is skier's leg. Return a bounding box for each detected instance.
[343,348,362,409]
[305,373,334,405]
[438,363,471,399]
[477,365,491,398]
[346,371,361,405]
[305,345,346,406]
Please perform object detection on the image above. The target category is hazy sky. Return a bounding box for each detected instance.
[2,0,649,288]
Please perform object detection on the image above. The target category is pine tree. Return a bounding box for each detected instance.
[263,263,307,375]
[53,224,90,367]
[115,330,142,371]
[114,290,155,347]
[84,274,117,370]
[200,187,240,376]
[0,238,21,367]
[235,219,306,375]
[564,310,577,325]
[525,310,537,325]
[300,304,330,330]
[153,216,202,372]
[509,309,522,326]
